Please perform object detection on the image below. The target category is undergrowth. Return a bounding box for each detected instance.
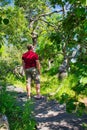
[0,82,36,130]
[1,70,87,130]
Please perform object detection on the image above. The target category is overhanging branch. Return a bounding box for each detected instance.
[29,9,63,28]
[38,9,63,18]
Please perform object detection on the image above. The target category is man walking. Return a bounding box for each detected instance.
[22,44,42,99]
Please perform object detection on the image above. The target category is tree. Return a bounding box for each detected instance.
[49,0,87,70]
[0,6,31,82]
[0,6,31,48]
[49,0,87,114]
[15,0,63,46]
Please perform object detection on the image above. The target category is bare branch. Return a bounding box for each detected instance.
[38,10,63,18]
[39,18,58,30]
[29,9,63,28]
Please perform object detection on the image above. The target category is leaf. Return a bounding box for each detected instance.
[0,16,2,24]
[80,0,87,6]
[75,7,85,17]
[3,18,9,24]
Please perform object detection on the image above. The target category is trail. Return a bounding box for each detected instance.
[6,85,87,130]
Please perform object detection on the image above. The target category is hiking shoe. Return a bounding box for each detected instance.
[34,95,44,100]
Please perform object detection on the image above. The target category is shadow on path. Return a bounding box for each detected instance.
[6,85,87,130]
[33,97,87,130]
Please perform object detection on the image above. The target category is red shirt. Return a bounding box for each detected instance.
[22,50,39,69]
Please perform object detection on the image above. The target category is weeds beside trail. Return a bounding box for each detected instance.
[0,85,36,130]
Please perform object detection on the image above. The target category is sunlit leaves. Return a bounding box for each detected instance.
[0,6,30,46]
[0,16,2,24]
[48,0,87,115]
[50,0,65,7]
[60,93,70,103]
[15,0,49,14]
[0,16,9,24]
[50,0,87,6]
[3,18,9,24]
[48,31,61,50]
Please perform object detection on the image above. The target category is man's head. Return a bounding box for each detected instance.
[27,44,34,51]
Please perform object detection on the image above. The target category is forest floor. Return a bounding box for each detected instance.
[6,85,87,130]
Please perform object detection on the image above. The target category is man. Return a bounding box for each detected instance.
[22,44,42,99]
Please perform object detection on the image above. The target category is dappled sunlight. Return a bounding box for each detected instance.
[33,95,87,130]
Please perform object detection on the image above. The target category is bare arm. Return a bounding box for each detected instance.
[36,60,41,74]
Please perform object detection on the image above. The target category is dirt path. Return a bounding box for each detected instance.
[7,86,87,130]
[33,98,87,130]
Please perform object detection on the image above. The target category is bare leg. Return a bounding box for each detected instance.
[26,84,31,98]
[35,84,44,99]
[36,84,40,96]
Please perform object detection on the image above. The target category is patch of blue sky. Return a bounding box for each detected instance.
[0,0,14,6]
[6,0,14,6]
[53,4,62,11]
[51,2,71,15]
[52,4,62,14]
[9,0,14,6]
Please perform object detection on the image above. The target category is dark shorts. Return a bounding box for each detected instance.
[25,67,40,85]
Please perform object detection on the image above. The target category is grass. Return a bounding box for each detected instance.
[6,72,87,100]
[7,72,77,100]
[6,73,26,90]
[41,74,59,95]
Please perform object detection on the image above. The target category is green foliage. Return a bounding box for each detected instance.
[48,31,62,50]
[82,123,87,129]
[48,0,87,114]
[0,87,36,130]
[0,45,25,87]
[72,83,86,95]
[15,0,51,36]
[40,72,86,115]
[63,6,86,33]
[60,93,70,103]
[64,97,86,116]
[0,88,16,114]
[21,101,36,130]
[0,6,30,47]
[0,16,2,24]
[40,74,59,95]
[0,16,9,25]
[50,0,87,6]
[3,18,9,24]
[66,98,77,113]
[50,0,64,7]
[76,102,86,116]
[0,59,13,82]
[48,66,58,75]
[15,0,49,14]
[70,62,87,96]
